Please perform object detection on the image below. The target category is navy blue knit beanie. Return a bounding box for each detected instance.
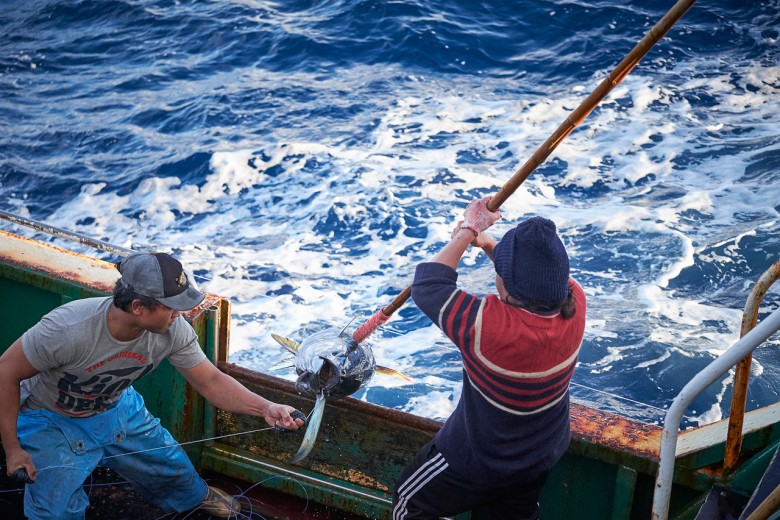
[493,217,570,307]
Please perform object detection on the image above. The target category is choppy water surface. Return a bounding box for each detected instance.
[1,0,778,428]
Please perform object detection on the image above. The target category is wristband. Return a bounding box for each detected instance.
[460,225,479,238]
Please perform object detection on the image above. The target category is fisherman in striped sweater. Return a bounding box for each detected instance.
[392,197,586,520]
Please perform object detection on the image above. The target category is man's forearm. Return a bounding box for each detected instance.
[0,339,39,453]
[0,380,22,451]
[202,370,272,417]
[431,228,474,269]
[481,238,497,261]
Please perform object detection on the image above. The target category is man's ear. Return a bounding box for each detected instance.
[129,299,145,315]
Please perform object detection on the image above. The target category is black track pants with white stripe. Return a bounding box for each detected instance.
[391,440,546,520]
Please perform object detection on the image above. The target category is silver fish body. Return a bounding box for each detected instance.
[293,328,376,398]
[272,327,408,463]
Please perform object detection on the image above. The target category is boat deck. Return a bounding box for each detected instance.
[0,466,367,520]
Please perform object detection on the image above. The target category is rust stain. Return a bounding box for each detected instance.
[1,230,223,314]
[570,402,662,459]
[1,233,114,291]
[179,377,198,430]
[305,462,389,491]
[345,469,388,491]
[184,294,223,319]
[1,230,121,291]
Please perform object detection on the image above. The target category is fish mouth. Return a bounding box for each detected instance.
[295,356,341,397]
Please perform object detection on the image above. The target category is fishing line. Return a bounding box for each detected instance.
[1,419,317,520]
[368,324,700,422]
[100,426,278,462]
[0,425,279,481]
[4,404,315,474]
[569,382,699,423]
[350,322,689,423]
[234,474,312,514]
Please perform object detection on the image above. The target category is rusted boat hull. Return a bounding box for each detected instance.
[2,228,779,519]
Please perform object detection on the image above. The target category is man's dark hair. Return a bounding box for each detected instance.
[559,281,577,319]
[113,280,160,312]
[512,281,577,319]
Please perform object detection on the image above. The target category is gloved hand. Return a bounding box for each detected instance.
[462,196,501,235]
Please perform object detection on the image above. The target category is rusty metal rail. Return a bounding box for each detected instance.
[724,260,780,477]
[0,209,135,257]
[652,260,780,520]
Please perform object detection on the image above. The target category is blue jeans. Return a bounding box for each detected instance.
[18,386,208,520]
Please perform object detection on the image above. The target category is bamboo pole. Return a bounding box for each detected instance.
[746,482,780,520]
[353,0,698,343]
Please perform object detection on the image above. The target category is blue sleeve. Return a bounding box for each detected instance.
[412,263,483,352]
[411,262,459,325]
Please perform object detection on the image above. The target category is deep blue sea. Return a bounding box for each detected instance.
[1,0,778,429]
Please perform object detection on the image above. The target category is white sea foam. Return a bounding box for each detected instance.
[8,20,778,428]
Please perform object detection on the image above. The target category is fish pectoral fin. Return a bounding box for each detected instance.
[376,365,412,382]
[291,395,327,464]
[271,333,301,355]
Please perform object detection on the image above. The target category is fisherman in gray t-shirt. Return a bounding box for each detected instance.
[0,252,305,519]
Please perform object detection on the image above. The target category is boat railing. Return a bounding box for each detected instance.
[0,209,135,257]
[652,260,780,520]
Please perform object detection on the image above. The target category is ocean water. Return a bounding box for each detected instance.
[1,0,778,430]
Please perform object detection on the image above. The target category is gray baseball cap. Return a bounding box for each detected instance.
[117,252,205,311]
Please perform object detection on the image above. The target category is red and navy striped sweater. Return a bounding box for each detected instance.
[412,262,586,486]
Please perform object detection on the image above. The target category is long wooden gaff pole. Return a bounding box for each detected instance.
[353,0,698,343]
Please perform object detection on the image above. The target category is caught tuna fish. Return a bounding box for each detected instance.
[271,327,409,463]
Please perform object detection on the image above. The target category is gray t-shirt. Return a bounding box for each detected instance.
[21,297,207,418]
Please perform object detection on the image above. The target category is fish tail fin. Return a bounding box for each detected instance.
[376,365,412,382]
[271,333,301,356]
